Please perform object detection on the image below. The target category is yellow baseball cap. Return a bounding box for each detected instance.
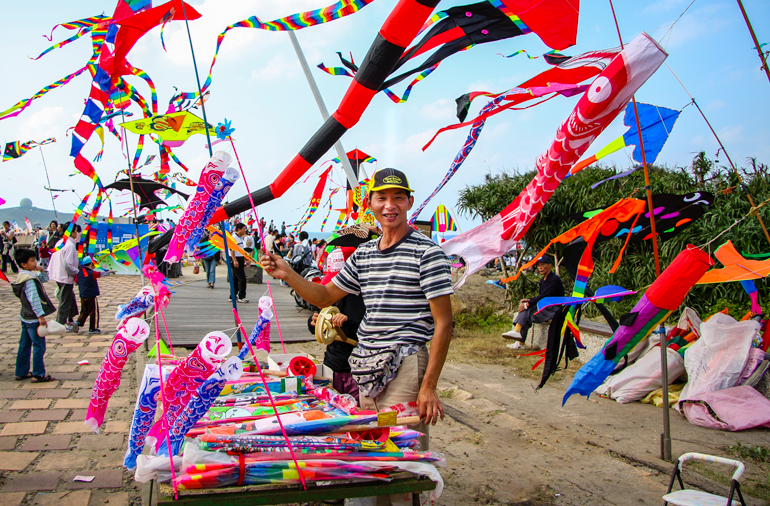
[369,168,414,193]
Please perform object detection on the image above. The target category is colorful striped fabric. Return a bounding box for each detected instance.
[486,0,531,33]
[2,138,55,162]
[201,0,377,93]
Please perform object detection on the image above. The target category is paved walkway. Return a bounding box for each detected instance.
[0,271,144,506]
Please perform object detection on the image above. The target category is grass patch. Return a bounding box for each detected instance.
[727,442,770,464]
[438,389,455,399]
[454,301,510,330]
[446,325,582,382]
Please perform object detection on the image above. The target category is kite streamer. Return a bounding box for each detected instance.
[146,332,232,451]
[320,187,341,231]
[165,152,232,263]
[295,167,332,231]
[3,138,56,162]
[161,357,244,457]
[125,364,162,471]
[409,96,504,223]
[85,318,150,433]
[201,0,376,94]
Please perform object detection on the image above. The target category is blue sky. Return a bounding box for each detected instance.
[1,0,769,233]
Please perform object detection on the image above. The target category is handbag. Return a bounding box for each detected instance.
[193,264,200,275]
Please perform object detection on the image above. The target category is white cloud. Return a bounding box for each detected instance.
[419,99,455,122]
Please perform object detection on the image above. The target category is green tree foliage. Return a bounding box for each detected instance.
[456,156,770,317]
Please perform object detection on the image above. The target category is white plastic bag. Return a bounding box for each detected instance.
[677,313,760,411]
[595,346,684,404]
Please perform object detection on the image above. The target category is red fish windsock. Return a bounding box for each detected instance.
[441,32,668,287]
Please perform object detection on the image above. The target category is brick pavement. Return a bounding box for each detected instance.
[0,272,143,506]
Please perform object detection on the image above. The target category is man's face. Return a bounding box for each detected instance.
[536,262,552,276]
[236,227,247,237]
[369,188,413,229]
[2,223,9,231]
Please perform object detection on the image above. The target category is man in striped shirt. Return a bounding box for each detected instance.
[261,169,453,444]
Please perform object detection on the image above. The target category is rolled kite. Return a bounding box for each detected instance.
[146,331,232,450]
[442,33,669,288]
[124,364,162,470]
[165,152,232,263]
[568,102,681,177]
[85,317,151,433]
[161,357,244,457]
[563,246,713,404]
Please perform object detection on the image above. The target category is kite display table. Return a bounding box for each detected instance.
[149,474,435,505]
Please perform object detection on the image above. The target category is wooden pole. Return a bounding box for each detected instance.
[737,0,770,85]
[608,0,670,462]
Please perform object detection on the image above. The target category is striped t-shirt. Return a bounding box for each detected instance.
[332,228,453,397]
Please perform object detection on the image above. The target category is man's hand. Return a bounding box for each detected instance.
[310,312,319,327]
[232,258,239,268]
[38,316,47,326]
[35,265,46,272]
[331,313,348,327]
[417,385,444,426]
[259,251,293,280]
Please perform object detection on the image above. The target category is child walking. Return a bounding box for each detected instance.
[11,248,56,382]
[75,257,112,334]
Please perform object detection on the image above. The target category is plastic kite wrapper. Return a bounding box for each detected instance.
[146,331,232,450]
[125,364,163,470]
[160,357,244,457]
[441,33,669,288]
[116,286,154,321]
[564,246,713,404]
[308,386,358,415]
[185,166,239,254]
[85,318,151,433]
[238,298,273,359]
[165,151,232,263]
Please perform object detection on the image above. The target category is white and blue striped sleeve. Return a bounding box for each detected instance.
[24,280,45,318]
[419,245,453,300]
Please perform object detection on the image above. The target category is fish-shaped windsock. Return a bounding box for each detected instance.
[145,331,232,450]
[124,364,162,471]
[86,318,151,433]
[564,245,713,404]
[165,151,232,263]
[185,166,239,254]
[115,286,154,321]
[239,300,274,360]
[160,357,243,456]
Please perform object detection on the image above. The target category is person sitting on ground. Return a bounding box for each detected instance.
[75,257,113,334]
[12,248,56,383]
[502,255,564,345]
[307,247,364,403]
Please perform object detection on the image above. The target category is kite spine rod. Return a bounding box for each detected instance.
[664,62,770,247]
[736,0,770,85]
[180,1,243,351]
[608,0,669,463]
[39,145,58,221]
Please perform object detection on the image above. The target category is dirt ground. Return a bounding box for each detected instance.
[293,268,770,506]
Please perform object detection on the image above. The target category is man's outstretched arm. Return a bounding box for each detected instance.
[259,251,348,308]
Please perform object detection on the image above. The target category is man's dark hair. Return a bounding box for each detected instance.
[62,222,82,234]
[235,223,247,231]
[14,248,37,266]
[2,221,9,226]
[299,231,309,241]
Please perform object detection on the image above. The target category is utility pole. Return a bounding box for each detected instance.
[288,31,362,187]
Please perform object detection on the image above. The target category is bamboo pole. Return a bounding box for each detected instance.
[737,0,770,85]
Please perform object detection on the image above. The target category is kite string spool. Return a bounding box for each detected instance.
[228,138,287,354]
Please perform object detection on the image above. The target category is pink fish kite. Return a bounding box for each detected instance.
[85,317,150,433]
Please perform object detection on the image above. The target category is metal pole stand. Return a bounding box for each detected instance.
[657,323,672,461]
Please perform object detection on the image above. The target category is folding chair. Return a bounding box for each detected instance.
[663,452,747,506]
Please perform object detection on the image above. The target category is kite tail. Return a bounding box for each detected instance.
[383,62,440,104]
[0,66,89,121]
[409,94,505,224]
[31,28,91,60]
